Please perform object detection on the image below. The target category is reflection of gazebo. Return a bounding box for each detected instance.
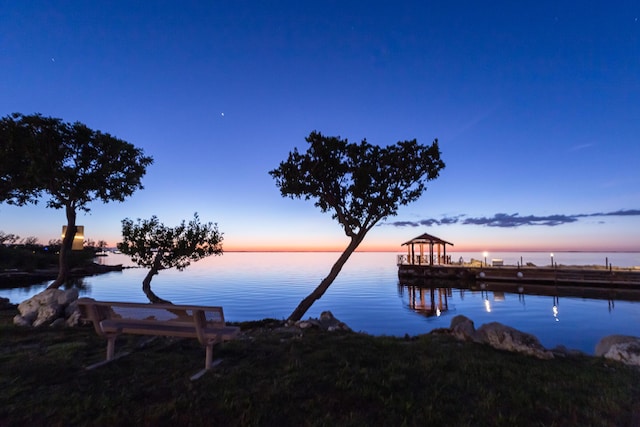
[401,233,453,265]
[404,286,451,317]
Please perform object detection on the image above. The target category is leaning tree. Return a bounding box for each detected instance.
[118,213,224,304]
[0,113,153,288]
[270,131,445,322]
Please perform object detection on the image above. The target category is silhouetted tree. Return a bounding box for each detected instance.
[97,240,108,251]
[0,113,153,288]
[0,231,20,245]
[118,213,223,304]
[21,236,39,246]
[270,131,445,321]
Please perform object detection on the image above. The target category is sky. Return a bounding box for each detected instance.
[1,1,639,253]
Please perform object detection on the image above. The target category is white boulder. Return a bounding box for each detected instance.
[14,288,80,327]
[449,315,479,342]
[595,335,640,366]
[444,316,554,360]
[476,322,554,360]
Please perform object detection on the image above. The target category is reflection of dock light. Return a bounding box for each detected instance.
[484,298,491,313]
[517,286,524,293]
[553,305,559,321]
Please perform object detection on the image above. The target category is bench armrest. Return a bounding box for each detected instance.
[77,298,109,337]
[193,309,208,345]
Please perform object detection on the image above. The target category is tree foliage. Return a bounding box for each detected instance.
[0,112,153,288]
[118,213,224,303]
[270,131,445,321]
[1,113,153,210]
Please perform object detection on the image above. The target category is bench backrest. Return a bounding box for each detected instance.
[77,298,227,330]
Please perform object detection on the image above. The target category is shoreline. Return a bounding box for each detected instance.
[0,263,124,289]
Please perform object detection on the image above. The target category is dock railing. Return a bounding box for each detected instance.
[396,254,452,266]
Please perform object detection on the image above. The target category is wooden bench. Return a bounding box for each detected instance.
[77,298,240,380]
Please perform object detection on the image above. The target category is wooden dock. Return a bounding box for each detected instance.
[397,264,640,289]
[396,232,640,299]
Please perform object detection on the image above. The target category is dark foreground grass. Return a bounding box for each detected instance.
[1,310,639,427]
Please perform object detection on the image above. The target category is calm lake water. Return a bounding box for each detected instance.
[2,251,639,354]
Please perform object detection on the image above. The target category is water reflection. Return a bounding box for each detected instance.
[399,286,451,317]
[483,292,491,313]
[0,277,91,299]
[398,277,640,323]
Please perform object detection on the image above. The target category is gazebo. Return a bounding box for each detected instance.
[401,233,454,265]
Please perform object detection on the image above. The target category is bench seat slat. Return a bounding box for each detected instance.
[100,319,240,341]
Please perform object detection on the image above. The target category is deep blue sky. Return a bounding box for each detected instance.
[1,1,639,252]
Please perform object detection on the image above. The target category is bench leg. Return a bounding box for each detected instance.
[106,336,116,361]
[205,343,213,369]
[86,336,127,370]
[190,342,222,381]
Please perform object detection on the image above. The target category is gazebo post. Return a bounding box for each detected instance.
[429,242,433,265]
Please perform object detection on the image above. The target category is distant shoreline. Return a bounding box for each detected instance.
[0,263,124,289]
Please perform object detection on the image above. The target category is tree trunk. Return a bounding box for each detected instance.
[287,235,364,322]
[142,252,172,304]
[48,205,76,289]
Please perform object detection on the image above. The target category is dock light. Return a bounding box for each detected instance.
[483,251,488,266]
[550,253,554,267]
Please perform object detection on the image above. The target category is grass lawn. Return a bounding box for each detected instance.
[1,309,639,426]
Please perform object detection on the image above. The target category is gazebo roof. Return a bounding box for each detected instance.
[401,233,454,247]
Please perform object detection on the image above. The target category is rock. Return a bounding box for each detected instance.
[319,311,351,332]
[32,304,62,327]
[58,288,79,306]
[14,288,80,327]
[293,311,351,332]
[449,315,479,342]
[13,314,31,327]
[595,335,636,356]
[65,300,82,327]
[476,322,554,360]
[297,321,313,329]
[595,335,640,366]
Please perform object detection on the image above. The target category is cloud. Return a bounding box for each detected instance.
[385,209,640,228]
[594,209,640,217]
[567,143,594,152]
[461,213,578,227]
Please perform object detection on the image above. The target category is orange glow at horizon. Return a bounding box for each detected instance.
[35,231,640,253]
